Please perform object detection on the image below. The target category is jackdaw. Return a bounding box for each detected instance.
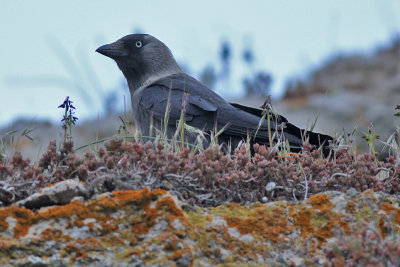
[96,34,332,154]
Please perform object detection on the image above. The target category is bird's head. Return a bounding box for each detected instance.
[96,34,181,91]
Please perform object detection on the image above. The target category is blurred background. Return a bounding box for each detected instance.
[1,0,400,159]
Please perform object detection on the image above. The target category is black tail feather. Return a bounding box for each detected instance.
[230,102,333,156]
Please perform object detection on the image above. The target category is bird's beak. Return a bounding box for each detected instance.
[96,42,126,59]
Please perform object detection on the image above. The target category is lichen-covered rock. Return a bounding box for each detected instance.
[0,187,399,266]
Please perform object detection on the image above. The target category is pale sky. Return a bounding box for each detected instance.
[1,0,399,126]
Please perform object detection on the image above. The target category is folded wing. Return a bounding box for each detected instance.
[140,73,332,152]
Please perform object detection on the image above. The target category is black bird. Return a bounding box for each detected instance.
[96,34,332,154]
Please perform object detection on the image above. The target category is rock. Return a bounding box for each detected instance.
[15,179,88,209]
[1,188,399,265]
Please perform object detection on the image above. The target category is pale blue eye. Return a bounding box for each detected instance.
[135,41,142,48]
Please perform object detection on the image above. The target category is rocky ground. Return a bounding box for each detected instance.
[1,184,399,266]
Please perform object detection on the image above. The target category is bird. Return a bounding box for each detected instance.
[96,34,332,155]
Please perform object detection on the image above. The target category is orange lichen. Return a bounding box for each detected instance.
[381,202,396,214]
[172,250,184,259]
[77,236,103,250]
[309,193,333,212]
[337,219,351,234]
[380,201,400,231]
[378,216,390,239]
[36,201,87,220]
[0,206,33,238]
[346,200,356,213]
[112,188,166,207]
[293,209,313,233]
[224,205,290,244]
[86,222,95,231]
[159,233,193,263]
[377,201,400,233]
[0,188,170,240]
[13,220,30,238]
[291,194,351,248]
[99,219,118,234]
[155,197,183,217]
[0,189,189,264]
[314,221,335,240]
[0,215,9,232]
[395,210,400,225]
[41,228,72,241]
[63,243,88,262]
[45,181,63,188]
[172,249,189,261]
[67,218,84,228]
[94,195,118,210]
[359,189,376,198]
[131,207,159,235]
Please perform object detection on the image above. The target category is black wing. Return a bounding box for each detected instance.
[138,83,218,131]
[142,73,332,152]
[142,74,284,137]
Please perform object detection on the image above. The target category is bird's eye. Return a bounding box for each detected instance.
[135,41,142,48]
